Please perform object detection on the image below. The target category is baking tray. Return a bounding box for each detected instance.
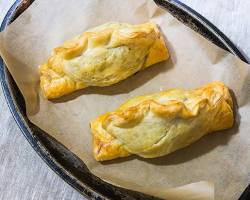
[0,0,249,199]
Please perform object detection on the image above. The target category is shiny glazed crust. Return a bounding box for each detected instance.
[91,82,234,161]
[39,22,169,99]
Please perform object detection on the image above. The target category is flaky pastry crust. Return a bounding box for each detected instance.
[39,22,169,99]
[91,82,234,161]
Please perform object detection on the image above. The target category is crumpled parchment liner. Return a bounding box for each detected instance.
[1,0,250,199]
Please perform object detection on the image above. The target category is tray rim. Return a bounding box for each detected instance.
[0,0,249,199]
[154,0,248,63]
[0,1,104,199]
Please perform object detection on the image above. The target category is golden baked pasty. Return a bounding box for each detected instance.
[39,22,169,99]
[91,82,234,161]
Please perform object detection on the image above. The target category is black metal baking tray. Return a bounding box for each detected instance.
[0,0,249,199]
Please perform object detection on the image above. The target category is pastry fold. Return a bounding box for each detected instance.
[39,22,169,99]
[91,82,234,161]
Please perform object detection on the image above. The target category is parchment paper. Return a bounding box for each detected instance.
[0,0,250,199]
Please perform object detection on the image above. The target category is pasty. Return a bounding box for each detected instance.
[39,22,169,99]
[91,82,234,161]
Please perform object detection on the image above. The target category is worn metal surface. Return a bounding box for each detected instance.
[0,1,85,200]
[0,0,249,200]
